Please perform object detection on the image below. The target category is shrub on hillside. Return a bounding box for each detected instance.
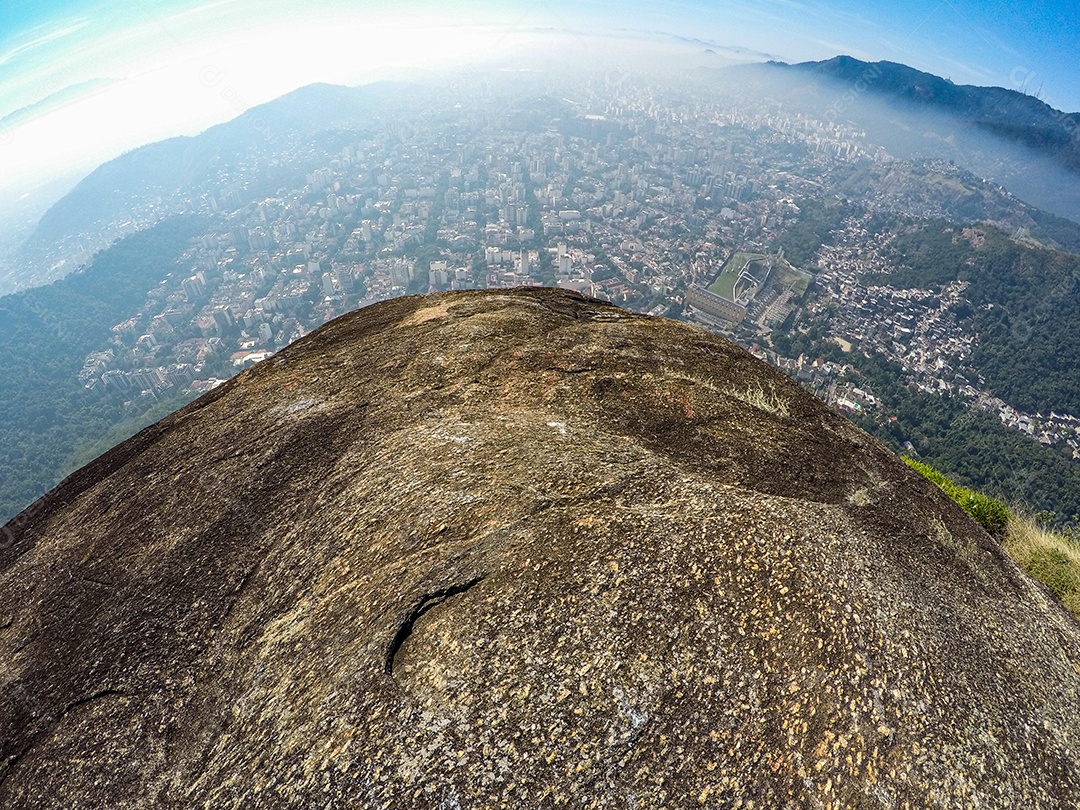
[903,457,1011,538]
[904,456,1080,619]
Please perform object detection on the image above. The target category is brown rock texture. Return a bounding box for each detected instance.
[2,287,1080,808]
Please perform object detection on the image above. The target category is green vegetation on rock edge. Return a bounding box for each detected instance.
[906,457,1080,618]
[903,457,1011,538]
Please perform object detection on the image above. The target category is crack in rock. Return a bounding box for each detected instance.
[387,577,485,677]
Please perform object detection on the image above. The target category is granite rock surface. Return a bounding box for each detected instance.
[2,287,1079,808]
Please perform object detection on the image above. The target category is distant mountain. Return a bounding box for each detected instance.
[14,82,417,287]
[30,80,411,238]
[790,56,1080,169]
[718,57,1080,223]
[0,79,120,131]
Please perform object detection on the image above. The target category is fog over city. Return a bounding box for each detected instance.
[2,0,1077,241]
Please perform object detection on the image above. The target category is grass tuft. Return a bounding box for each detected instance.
[728,385,790,418]
[1004,515,1080,617]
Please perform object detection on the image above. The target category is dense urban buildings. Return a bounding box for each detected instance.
[48,73,1080,459]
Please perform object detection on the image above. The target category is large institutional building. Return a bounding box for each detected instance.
[685,284,747,324]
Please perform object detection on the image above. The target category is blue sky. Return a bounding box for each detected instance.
[604,0,1078,103]
[0,0,1076,215]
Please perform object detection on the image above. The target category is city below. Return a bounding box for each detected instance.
[29,72,1080,463]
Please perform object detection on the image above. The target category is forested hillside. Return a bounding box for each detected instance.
[870,222,1080,415]
[0,217,206,522]
[775,333,1080,523]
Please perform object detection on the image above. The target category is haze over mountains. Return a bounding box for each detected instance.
[4,82,407,292]
[6,55,1080,294]
[763,57,1080,221]
[791,56,1080,163]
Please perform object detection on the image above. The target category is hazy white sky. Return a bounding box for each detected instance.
[0,0,1077,221]
[0,4,533,205]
